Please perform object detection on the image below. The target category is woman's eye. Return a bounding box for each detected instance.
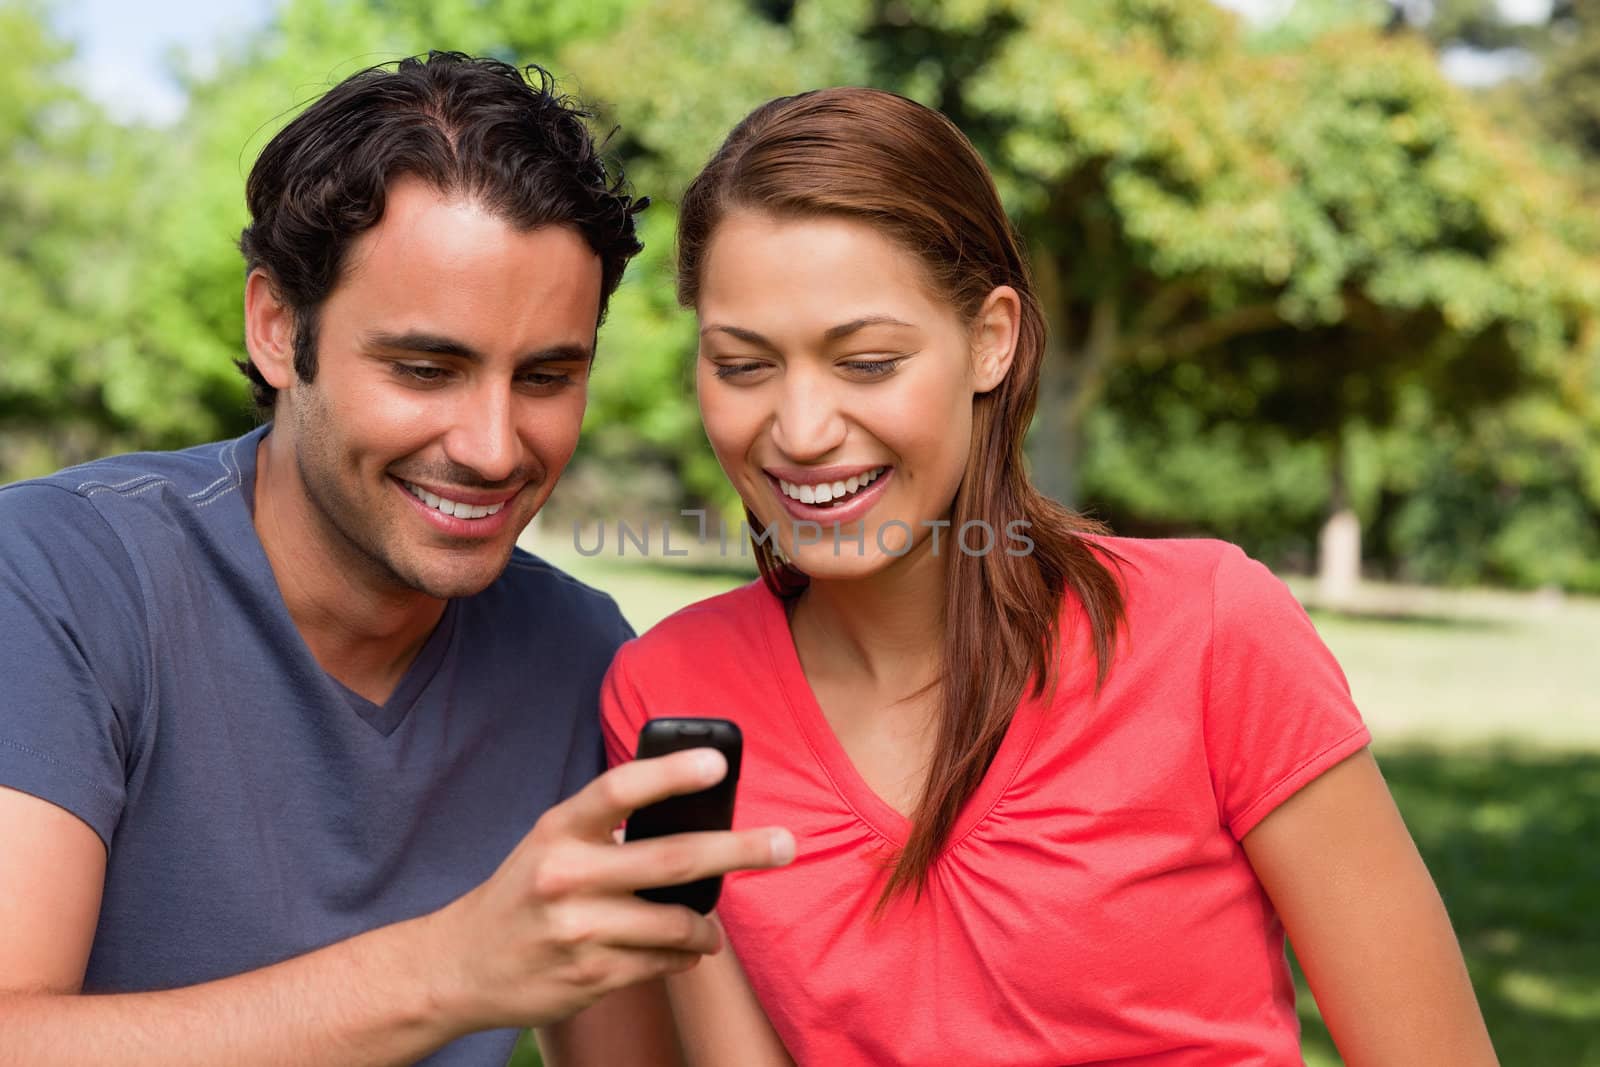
[843,358,903,377]
[713,361,768,380]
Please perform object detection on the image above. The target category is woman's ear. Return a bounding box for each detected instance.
[971,285,1022,394]
[244,269,296,391]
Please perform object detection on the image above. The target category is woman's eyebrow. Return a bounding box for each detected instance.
[700,324,777,349]
[823,315,915,341]
[700,316,915,348]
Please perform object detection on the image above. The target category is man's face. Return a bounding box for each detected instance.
[271,176,602,600]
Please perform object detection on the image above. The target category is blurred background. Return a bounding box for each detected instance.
[7,0,1598,1062]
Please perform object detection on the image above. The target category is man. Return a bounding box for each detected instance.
[0,52,790,1065]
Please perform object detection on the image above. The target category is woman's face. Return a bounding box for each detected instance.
[695,210,1016,581]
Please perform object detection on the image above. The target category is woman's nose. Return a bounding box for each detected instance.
[769,374,847,461]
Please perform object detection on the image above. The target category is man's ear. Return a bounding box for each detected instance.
[244,269,296,390]
[971,285,1021,394]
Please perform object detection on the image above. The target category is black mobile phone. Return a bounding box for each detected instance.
[625,717,743,914]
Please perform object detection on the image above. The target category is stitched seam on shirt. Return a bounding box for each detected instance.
[82,480,171,499]
[194,487,239,509]
[190,436,243,505]
[74,473,164,494]
[0,738,123,804]
[1228,722,1370,837]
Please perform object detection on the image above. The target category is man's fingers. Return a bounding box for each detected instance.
[553,749,728,838]
[594,946,706,992]
[546,896,724,956]
[578,827,795,895]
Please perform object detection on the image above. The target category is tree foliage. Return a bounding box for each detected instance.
[5,0,1599,589]
[575,0,1600,583]
[1,1,157,472]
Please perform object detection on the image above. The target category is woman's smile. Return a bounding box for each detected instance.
[763,465,895,527]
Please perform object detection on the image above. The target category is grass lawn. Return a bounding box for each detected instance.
[511,532,1600,1065]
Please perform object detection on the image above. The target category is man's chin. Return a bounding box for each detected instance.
[407,575,498,600]
[393,550,515,600]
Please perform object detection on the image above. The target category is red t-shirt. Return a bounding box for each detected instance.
[601,537,1370,1066]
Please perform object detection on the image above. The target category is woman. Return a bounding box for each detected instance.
[600,88,1497,1065]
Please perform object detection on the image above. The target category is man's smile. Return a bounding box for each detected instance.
[393,476,522,537]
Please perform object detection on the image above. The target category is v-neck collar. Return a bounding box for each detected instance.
[329,602,459,735]
[755,582,1049,851]
[231,423,457,738]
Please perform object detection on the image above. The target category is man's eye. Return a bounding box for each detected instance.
[524,371,576,388]
[394,363,447,383]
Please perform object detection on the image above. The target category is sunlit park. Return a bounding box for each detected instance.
[6,0,1600,1063]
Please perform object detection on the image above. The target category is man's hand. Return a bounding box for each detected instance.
[418,747,793,1037]
[0,750,791,1067]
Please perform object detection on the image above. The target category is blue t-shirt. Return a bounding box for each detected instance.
[0,425,632,1065]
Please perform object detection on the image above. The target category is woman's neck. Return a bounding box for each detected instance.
[790,536,947,693]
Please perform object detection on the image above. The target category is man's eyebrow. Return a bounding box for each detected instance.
[365,331,593,365]
[367,330,482,359]
[519,342,595,366]
[699,316,916,347]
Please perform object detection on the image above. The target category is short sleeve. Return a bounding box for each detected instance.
[1204,545,1371,840]
[599,641,650,770]
[0,484,147,846]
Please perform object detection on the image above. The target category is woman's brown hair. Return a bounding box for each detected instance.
[677,87,1126,903]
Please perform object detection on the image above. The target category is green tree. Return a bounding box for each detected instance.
[0,1,155,477]
[0,0,646,484]
[1271,0,1600,592]
[12,0,1597,593]
[577,0,1598,594]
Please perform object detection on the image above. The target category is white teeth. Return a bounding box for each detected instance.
[776,467,886,505]
[403,481,506,520]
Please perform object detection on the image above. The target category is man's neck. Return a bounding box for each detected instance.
[253,437,445,705]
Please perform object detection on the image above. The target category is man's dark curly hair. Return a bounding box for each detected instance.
[237,51,645,409]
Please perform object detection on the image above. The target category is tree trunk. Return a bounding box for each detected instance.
[1031,340,1083,506]
[1317,438,1362,608]
[1027,244,1117,509]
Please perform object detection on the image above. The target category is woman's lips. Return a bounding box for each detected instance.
[763,467,894,529]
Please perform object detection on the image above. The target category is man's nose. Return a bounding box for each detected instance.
[443,382,522,485]
[769,373,848,462]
